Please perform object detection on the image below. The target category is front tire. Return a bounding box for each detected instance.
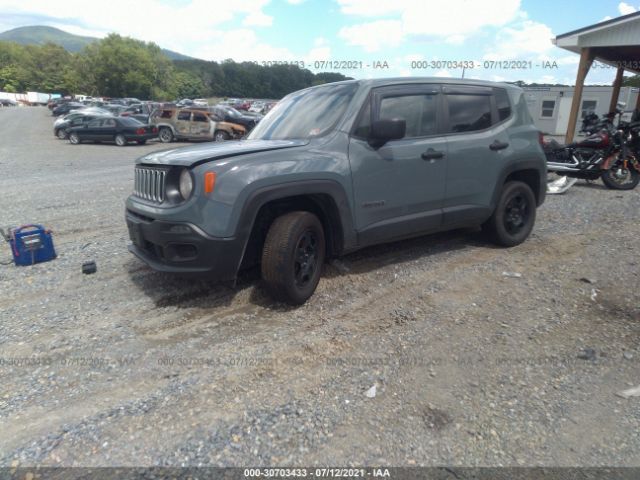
[482,181,536,247]
[261,211,326,305]
[115,134,127,146]
[601,165,639,190]
[56,129,67,140]
[69,132,80,144]
[158,127,173,143]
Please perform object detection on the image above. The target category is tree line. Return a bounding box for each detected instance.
[0,33,351,100]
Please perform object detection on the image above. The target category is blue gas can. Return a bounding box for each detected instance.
[9,225,57,266]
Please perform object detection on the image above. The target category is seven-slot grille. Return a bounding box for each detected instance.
[134,167,167,203]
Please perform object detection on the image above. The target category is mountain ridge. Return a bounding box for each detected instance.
[0,25,194,61]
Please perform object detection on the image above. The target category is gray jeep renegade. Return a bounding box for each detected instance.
[126,78,546,304]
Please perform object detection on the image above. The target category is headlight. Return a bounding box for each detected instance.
[179,169,193,199]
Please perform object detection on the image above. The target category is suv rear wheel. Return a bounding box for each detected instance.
[214,130,230,141]
[261,211,325,305]
[483,180,536,247]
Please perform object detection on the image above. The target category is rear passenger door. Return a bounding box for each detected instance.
[442,86,513,225]
[349,84,448,245]
[100,118,118,141]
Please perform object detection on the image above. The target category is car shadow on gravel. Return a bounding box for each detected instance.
[125,227,494,310]
[125,260,240,309]
[322,227,489,279]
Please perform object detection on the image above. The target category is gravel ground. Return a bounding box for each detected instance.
[1,107,639,467]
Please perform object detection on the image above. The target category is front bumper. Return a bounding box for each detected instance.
[125,209,243,281]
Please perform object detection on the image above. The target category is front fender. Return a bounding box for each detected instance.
[233,180,357,256]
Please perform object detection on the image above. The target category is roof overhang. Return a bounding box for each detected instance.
[553,11,640,74]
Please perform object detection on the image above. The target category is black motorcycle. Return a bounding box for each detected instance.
[544,110,640,190]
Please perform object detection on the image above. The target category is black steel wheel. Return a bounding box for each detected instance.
[261,211,325,305]
[482,181,536,247]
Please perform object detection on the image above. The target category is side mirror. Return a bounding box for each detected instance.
[369,118,406,147]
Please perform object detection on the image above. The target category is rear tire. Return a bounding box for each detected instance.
[69,132,80,145]
[261,211,325,305]
[214,130,230,141]
[601,166,639,190]
[482,181,536,247]
[158,127,173,143]
[115,134,127,146]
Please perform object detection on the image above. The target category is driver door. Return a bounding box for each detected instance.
[348,84,448,245]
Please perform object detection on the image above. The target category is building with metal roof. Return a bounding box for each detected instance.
[552,11,640,141]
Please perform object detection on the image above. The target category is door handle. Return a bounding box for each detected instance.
[422,149,444,160]
[489,140,509,151]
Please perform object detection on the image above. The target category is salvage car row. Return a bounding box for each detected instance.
[51,100,264,146]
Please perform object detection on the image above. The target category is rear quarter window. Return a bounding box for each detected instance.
[446,94,492,133]
[494,88,512,122]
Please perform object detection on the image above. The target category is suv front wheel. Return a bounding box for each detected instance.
[483,181,536,247]
[261,211,326,305]
[158,127,174,143]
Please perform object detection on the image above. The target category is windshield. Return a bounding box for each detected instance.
[247,83,356,140]
[225,107,241,118]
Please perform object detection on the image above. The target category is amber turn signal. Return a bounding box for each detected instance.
[204,172,216,194]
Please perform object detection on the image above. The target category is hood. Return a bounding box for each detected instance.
[137,139,309,167]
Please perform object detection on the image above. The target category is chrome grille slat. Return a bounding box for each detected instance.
[133,167,167,204]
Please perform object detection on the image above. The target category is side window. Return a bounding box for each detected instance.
[541,100,555,118]
[160,110,172,119]
[494,88,511,121]
[353,99,371,138]
[379,94,438,138]
[87,119,102,128]
[446,94,492,133]
[177,111,191,121]
[193,112,208,122]
[103,118,116,127]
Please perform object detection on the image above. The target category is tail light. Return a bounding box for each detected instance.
[136,128,145,135]
[152,127,158,133]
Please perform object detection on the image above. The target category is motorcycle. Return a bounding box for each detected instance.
[544,108,640,191]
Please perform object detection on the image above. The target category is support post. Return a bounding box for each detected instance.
[566,48,594,143]
[609,66,624,114]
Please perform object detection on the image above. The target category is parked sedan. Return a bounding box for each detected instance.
[67,116,158,146]
[54,112,106,139]
[211,105,261,131]
[52,102,84,116]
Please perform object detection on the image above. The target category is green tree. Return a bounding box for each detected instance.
[80,34,174,99]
